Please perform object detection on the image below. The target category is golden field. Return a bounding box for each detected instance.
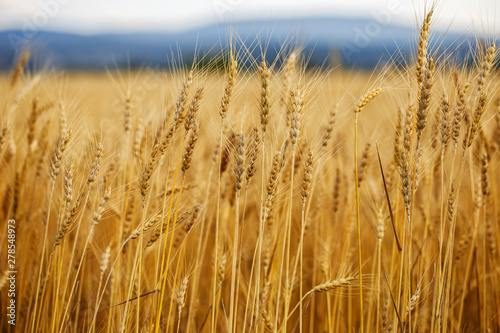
[0,11,499,333]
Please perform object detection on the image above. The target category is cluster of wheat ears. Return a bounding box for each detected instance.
[1,8,499,333]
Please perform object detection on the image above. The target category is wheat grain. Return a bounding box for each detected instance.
[50,129,72,181]
[416,10,433,85]
[11,51,29,86]
[259,60,271,135]
[92,186,111,225]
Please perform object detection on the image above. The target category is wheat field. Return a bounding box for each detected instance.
[0,9,499,333]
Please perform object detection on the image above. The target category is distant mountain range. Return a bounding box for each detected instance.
[0,17,479,71]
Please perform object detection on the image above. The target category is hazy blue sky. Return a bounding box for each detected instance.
[0,0,498,34]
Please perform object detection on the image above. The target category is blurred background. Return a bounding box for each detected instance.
[0,0,498,70]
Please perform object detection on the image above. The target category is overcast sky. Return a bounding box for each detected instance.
[0,0,498,35]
